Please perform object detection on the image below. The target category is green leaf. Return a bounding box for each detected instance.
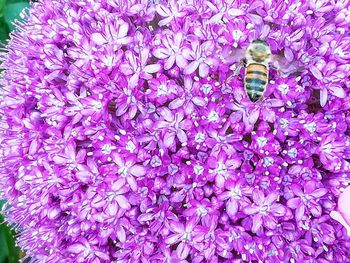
[0,217,20,263]
[0,222,8,263]
[0,0,6,14]
[3,1,30,31]
[0,201,20,263]
[0,18,9,43]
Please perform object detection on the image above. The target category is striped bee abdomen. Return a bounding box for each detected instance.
[244,63,268,102]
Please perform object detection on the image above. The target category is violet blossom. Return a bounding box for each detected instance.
[1,0,350,262]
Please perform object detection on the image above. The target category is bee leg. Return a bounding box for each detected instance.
[227,59,246,83]
[232,58,246,76]
[270,61,282,77]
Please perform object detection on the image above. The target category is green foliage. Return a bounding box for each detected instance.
[0,201,20,263]
[0,0,29,42]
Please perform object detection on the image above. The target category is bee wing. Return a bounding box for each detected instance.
[219,47,246,64]
[271,54,304,77]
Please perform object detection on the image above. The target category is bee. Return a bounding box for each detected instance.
[227,39,301,102]
[241,39,271,102]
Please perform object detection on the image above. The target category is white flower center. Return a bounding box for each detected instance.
[304,122,316,133]
[264,157,274,166]
[278,84,289,95]
[102,144,115,154]
[334,47,344,56]
[256,137,267,148]
[168,164,178,175]
[118,166,128,176]
[197,206,208,216]
[181,230,191,241]
[195,132,205,143]
[157,84,169,96]
[208,110,219,122]
[216,162,227,174]
[321,143,332,154]
[230,188,242,199]
[259,204,270,215]
[287,148,297,158]
[150,155,162,167]
[194,165,204,175]
[279,118,288,128]
[201,84,212,94]
[126,141,136,153]
[232,29,243,41]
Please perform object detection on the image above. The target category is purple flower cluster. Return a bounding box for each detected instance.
[1,0,350,262]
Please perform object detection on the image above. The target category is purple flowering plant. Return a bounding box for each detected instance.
[1,0,350,262]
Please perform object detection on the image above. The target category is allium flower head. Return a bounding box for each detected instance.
[1,0,350,262]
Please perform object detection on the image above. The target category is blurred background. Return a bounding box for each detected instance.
[1,0,29,262]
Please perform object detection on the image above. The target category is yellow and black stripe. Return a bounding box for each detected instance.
[244,63,268,102]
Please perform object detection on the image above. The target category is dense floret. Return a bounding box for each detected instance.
[1,0,350,262]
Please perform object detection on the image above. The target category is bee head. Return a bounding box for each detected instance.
[252,39,267,45]
[248,39,271,62]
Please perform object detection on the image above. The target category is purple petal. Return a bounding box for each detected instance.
[248,108,260,126]
[295,204,305,221]
[177,242,190,260]
[106,202,118,216]
[118,22,129,38]
[115,196,131,210]
[91,33,106,45]
[169,97,186,110]
[264,214,277,230]
[159,107,173,122]
[192,96,206,106]
[284,47,294,62]
[164,132,176,148]
[169,221,185,233]
[129,4,144,15]
[67,244,85,253]
[329,86,346,98]
[184,61,200,75]
[112,153,124,167]
[243,206,259,215]
[287,197,300,209]
[338,186,350,222]
[270,204,286,217]
[320,88,328,107]
[330,210,350,236]
[111,178,125,191]
[177,129,187,143]
[52,155,67,164]
[117,226,126,243]
[227,8,245,16]
[165,234,181,245]
[159,17,173,27]
[127,176,138,191]
[153,48,169,59]
[252,214,263,233]
[199,63,209,77]
[144,64,161,74]
[176,55,187,68]
[215,174,225,188]
[165,55,176,70]
[304,181,316,194]
[310,66,323,80]
[252,190,265,206]
[227,199,239,218]
[129,165,146,177]
[311,188,328,198]
[265,99,284,107]
[156,4,170,17]
[129,73,140,88]
[265,192,279,204]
